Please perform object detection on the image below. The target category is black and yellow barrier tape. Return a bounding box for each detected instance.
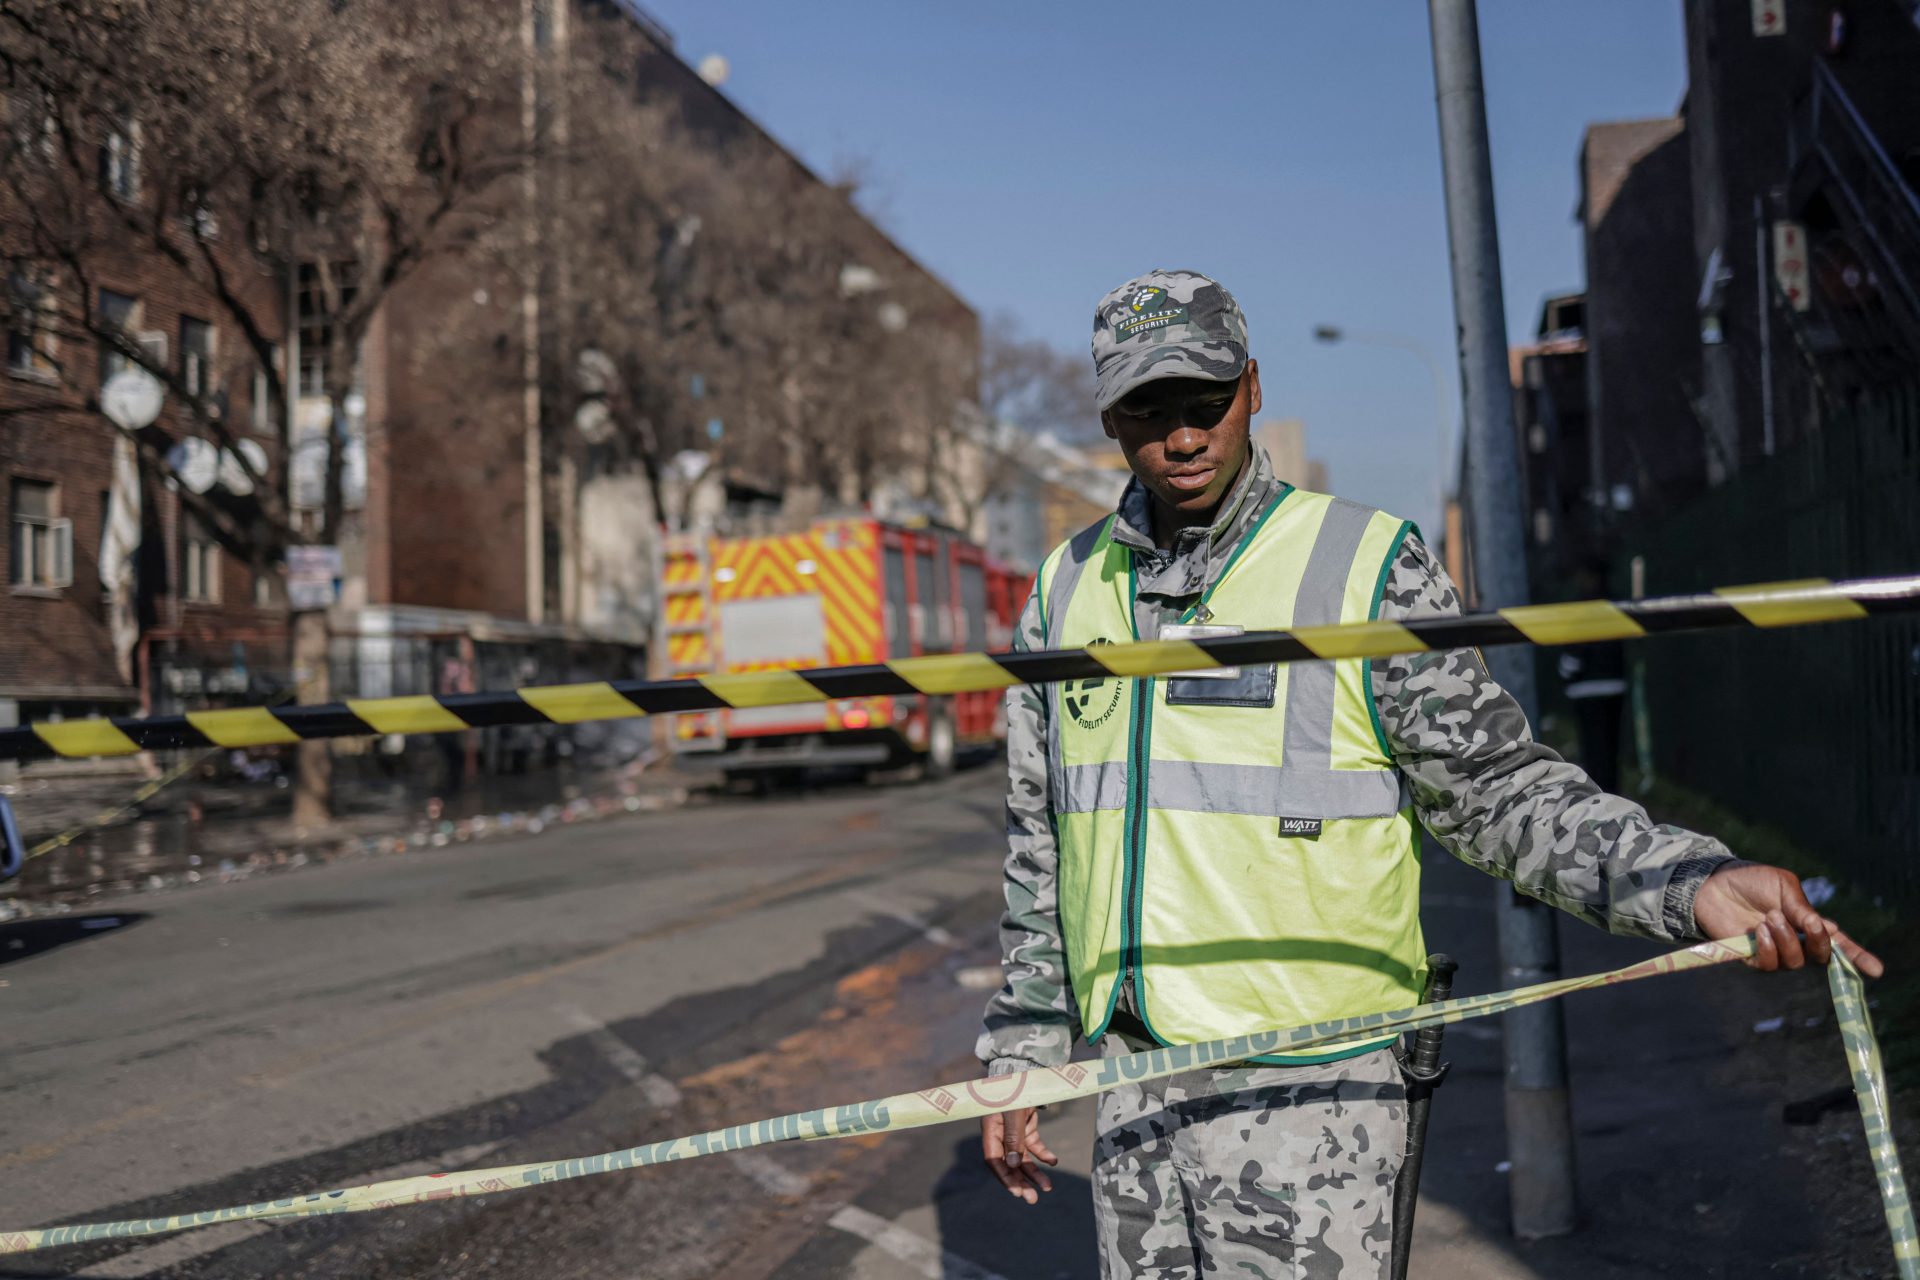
[3,574,1915,764]
[12,694,299,865]
[4,934,1912,1273]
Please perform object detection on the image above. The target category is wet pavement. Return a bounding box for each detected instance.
[0,762,1890,1278]
[1,756,691,912]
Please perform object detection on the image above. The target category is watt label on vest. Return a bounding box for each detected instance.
[1278,816,1323,840]
[1160,622,1241,679]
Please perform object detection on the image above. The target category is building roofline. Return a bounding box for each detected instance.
[598,1,975,322]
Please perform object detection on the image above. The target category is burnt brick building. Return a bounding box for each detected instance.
[5,0,977,777]
[1566,0,1920,571]
[1580,116,1703,520]
[1,222,290,745]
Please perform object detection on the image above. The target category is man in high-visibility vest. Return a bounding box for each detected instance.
[975,269,1881,1279]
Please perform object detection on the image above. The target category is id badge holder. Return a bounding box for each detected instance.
[1160,622,1243,679]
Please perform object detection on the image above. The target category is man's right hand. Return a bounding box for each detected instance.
[981,1107,1057,1204]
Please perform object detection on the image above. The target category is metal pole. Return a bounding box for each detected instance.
[1427,0,1578,1240]
[1755,195,1776,457]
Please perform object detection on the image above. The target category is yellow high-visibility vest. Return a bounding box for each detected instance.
[1037,485,1425,1064]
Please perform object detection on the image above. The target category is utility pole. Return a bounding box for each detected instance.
[1427,0,1577,1240]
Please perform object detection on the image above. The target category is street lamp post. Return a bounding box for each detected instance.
[1429,0,1575,1241]
[1311,324,1454,534]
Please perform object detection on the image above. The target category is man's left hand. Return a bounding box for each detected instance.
[1693,862,1884,978]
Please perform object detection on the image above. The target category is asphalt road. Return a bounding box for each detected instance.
[2,762,1857,1278]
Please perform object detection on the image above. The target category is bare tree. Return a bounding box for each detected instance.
[981,312,1096,441]
[1,0,530,821]
[536,28,976,533]
[911,315,1095,537]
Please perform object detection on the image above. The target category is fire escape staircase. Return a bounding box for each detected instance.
[1781,58,1920,383]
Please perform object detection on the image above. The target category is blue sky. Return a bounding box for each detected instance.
[640,2,1688,534]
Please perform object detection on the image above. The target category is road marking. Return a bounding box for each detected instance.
[557,1005,683,1109]
[827,1205,1011,1280]
[953,965,1003,991]
[851,890,953,947]
[564,1004,807,1197]
[571,965,1112,1280]
[731,1151,811,1197]
[69,1139,505,1278]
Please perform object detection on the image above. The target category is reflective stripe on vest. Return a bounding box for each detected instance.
[1055,758,1403,818]
[1038,487,1424,1062]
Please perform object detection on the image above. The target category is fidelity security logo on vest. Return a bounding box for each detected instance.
[1063,639,1123,730]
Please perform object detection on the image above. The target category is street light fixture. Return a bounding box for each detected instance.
[1311,324,1455,535]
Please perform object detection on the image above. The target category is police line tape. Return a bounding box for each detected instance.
[2,574,1916,764]
[5,934,1913,1275]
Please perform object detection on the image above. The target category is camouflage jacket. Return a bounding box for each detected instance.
[977,446,1734,1075]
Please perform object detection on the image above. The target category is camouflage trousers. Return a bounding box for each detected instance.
[1091,1038,1406,1279]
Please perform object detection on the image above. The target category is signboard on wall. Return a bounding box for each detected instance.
[1752,0,1785,36]
[286,545,343,611]
[1773,221,1812,312]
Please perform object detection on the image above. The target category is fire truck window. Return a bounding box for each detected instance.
[959,562,987,653]
[916,548,948,651]
[933,537,956,650]
[884,546,912,658]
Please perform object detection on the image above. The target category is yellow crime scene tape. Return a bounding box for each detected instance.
[5,933,1912,1274]
[1,574,1916,763]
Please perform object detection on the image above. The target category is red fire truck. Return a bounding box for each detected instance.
[658,519,1027,781]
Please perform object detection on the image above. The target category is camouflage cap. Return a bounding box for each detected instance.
[1090,269,1249,411]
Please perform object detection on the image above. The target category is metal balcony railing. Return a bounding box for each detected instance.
[1789,59,1920,357]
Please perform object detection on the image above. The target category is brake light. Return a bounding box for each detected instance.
[841,708,871,730]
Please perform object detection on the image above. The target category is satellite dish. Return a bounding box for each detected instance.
[167,436,220,494]
[573,397,613,444]
[217,439,269,496]
[101,368,165,430]
[697,53,730,87]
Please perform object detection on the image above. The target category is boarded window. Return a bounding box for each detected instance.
[9,478,71,588]
[182,514,220,603]
[97,288,138,387]
[180,316,213,398]
[6,270,54,378]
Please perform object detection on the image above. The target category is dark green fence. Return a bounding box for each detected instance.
[1624,381,1920,904]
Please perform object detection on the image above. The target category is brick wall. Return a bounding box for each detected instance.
[376,242,534,618]
[1582,118,1704,517]
[0,236,287,709]
[1683,0,1920,468]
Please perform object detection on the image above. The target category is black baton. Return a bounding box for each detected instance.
[1391,953,1457,1280]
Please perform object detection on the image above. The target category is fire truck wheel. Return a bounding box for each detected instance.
[722,768,773,797]
[923,704,956,781]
